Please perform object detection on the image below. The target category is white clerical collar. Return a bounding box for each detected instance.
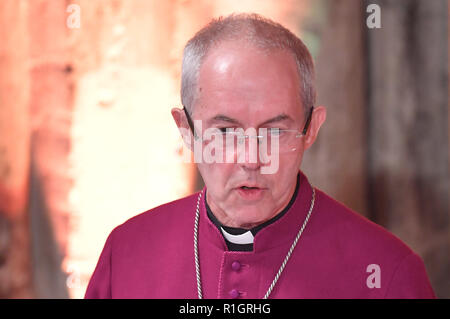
[220,227,254,244]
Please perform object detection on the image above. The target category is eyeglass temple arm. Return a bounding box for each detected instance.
[302,106,314,135]
[183,106,199,139]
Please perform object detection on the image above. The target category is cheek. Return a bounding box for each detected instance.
[278,150,304,172]
[197,163,233,188]
[265,152,303,189]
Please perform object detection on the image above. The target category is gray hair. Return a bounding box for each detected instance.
[181,13,316,118]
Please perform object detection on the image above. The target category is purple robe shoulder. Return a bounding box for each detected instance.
[85,173,435,299]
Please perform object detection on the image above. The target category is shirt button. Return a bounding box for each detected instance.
[229,289,239,299]
[231,261,241,271]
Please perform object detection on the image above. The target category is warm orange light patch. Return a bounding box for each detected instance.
[62,0,307,298]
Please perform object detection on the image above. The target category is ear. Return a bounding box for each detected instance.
[171,107,194,151]
[304,106,326,150]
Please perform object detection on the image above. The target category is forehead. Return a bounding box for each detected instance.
[194,41,304,123]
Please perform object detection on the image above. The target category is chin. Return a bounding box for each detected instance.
[232,210,269,228]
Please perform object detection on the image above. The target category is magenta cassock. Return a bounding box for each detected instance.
[85,171,435,299]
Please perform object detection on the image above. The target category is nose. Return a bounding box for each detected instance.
[241,161,261,171]
[237,135,262,171]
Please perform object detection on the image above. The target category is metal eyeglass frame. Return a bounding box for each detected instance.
[182,105,314,143]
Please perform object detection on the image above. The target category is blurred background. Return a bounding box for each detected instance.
[0,0,448,299]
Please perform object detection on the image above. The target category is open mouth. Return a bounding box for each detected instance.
[236,185,266,200]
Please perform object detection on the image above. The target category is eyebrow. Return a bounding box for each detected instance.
[260,114,293,126]
[210,114,241,125]
[208,113,293,127]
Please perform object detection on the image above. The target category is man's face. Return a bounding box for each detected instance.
[179,41,321,228]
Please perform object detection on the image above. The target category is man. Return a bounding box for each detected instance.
[85,13,435,299]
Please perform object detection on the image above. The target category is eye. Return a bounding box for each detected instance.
[218,127,234,134]
[268,128,282,136]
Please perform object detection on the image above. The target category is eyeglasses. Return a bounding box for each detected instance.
[182,105,314,154]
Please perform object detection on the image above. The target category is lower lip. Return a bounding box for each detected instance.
[236,187,266,200]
